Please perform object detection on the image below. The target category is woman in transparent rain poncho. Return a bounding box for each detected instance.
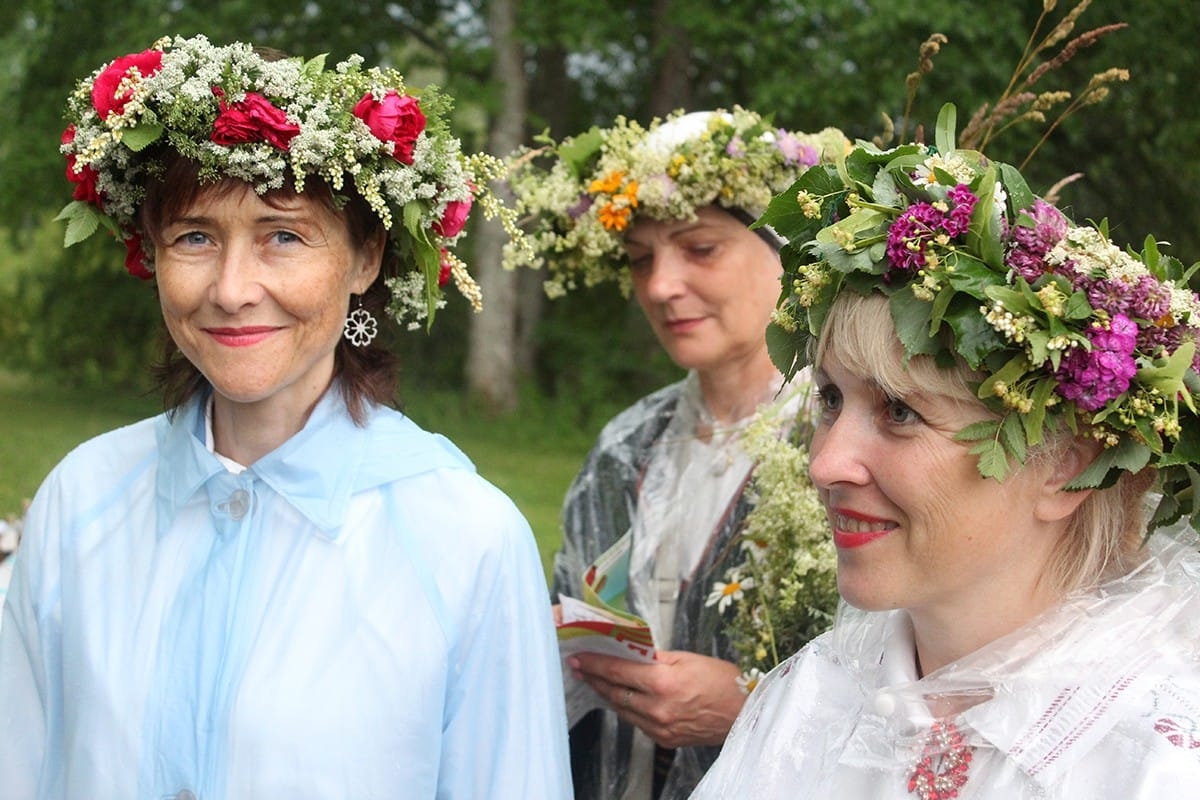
[0,35,571,799]
[507,109,847,799]
[691,135,1200,798]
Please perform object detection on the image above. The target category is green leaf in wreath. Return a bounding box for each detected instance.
[765,320,807,382]
[998,413,1027,465]
[1066,438,1151,491]
[934,103,957,157]
[998,163,1035,216]
[403,201,441,327]
[559,127,604,180]
[757,166,846,246]
[970,437,1012,481]
[889,286,941,358]
[1023,376,1058,447]
[301,53,328,80]
[54,201,101,247]
[121,123,164,152]
[954,419,1011,480]
[1139,341,1197,413]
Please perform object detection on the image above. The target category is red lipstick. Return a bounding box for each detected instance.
[830,508,896,549]
[205,326,278,347]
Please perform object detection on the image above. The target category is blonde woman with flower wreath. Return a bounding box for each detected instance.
[691,118,1200,799]
[508,109,846,800]
[0,35,571,799]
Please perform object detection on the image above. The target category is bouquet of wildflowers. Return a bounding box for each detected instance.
[706,403,838,690]
[764,105,1200,531]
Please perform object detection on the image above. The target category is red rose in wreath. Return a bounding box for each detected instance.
[353,91,425,165]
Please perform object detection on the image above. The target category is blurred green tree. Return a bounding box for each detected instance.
[0,0,1195,418]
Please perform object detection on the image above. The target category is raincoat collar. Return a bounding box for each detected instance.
[837,535,1200,789]
[155,385,473,539]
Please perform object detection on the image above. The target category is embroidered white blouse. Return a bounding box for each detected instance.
[693,531,1200,799]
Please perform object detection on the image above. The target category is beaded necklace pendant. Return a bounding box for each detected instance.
[907,719,973,800]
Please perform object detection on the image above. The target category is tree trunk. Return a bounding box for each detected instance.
[648,0,693,116]
[466,0,528,412]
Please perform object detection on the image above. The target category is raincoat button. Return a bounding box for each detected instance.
[216,488,251,519]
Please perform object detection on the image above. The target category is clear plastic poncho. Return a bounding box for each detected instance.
[693,527,1200,799]
[552,371,805,800]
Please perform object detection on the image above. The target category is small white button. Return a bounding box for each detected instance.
[216,488,251,520]
[874,690,897,716]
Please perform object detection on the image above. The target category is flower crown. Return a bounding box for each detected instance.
[764,107,1200,531]
[503,107,849,296]
[58,34,517,330]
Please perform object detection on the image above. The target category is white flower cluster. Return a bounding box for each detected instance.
[706,399,838,688]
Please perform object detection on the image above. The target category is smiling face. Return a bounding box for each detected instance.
[623,206,782,380]
[810,352,1056,612]
[153,183,381,429]
[806,295,1092,657]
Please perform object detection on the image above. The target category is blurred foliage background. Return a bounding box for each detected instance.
[0,0,1196,420]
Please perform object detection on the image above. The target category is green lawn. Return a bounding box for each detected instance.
[0,372,595,582]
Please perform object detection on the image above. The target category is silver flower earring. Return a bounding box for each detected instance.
[343,295,378,347]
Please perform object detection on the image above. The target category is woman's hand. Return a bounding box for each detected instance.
[566,649,746,748]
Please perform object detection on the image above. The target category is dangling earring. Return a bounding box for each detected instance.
[343,295,378,347]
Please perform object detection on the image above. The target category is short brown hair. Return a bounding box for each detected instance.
[139,152,400,425]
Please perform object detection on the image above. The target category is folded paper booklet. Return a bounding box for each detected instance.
[557,532,656,725]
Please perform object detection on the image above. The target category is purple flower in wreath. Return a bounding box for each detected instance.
[886,202,943,272]
[775,129,819,167]
[884,185,978,273]
[1006,199,1069,282]
[942,184,978,237]
[567,193,594,220]
[1054,313,1138,411]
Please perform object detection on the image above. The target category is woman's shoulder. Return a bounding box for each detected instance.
[589,378,687,454]
[20,415,163,551]
[363,406,529,535]
[357,404,475,474]
[740,630,860,720]
[42,414,163,488]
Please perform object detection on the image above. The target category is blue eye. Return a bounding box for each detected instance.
[272,230,300,244]
[884,398,920,424]
[816,384,842,413]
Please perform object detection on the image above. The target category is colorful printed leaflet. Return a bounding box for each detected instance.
[557,532,655,725]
